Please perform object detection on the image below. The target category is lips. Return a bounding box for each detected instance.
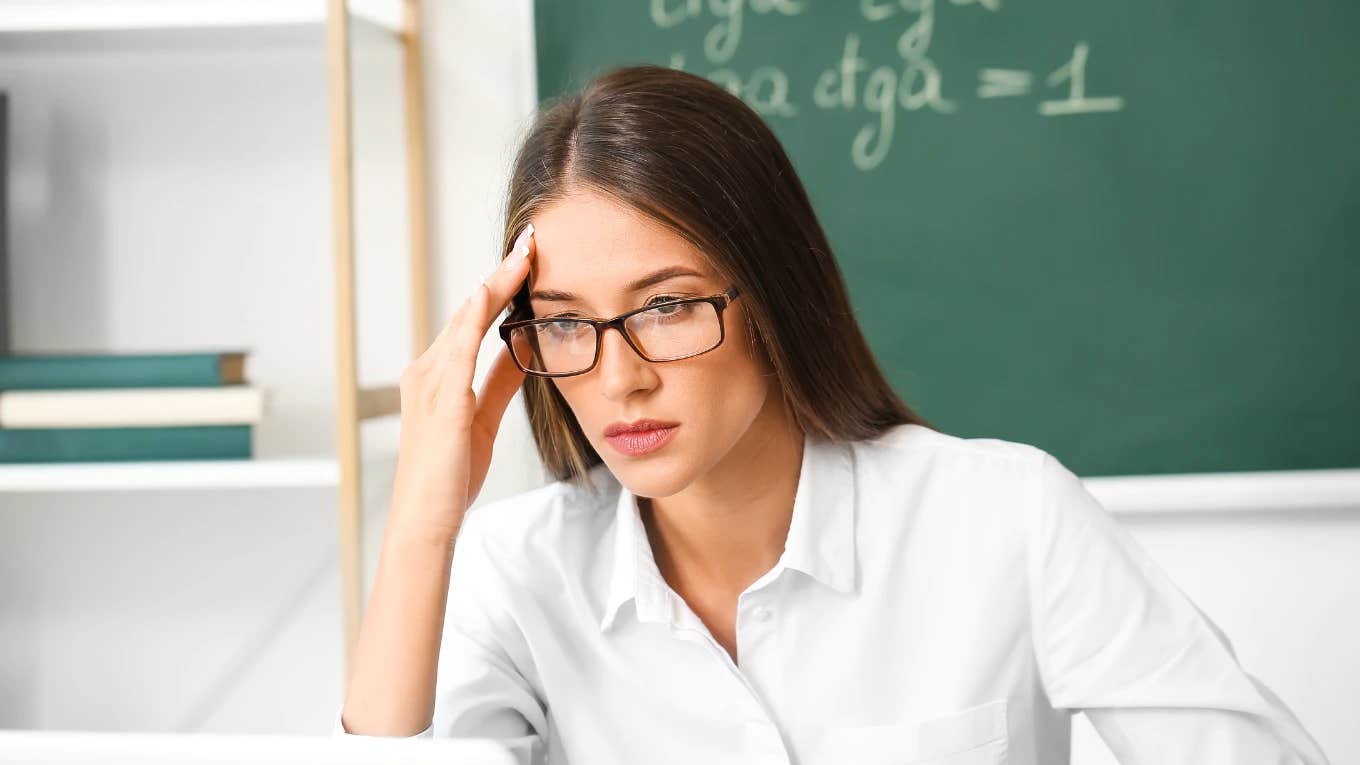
[604,418,680,437]
[603,420,680,457]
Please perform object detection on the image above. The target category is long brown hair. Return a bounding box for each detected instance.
[497,64,937,487]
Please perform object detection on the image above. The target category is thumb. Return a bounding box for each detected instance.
[473,345,527,440]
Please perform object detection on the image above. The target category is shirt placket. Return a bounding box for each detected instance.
[657,568,793,765]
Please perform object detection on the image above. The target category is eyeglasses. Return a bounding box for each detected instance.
[498,286,741,378]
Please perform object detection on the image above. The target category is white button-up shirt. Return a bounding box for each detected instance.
[335,423,1329,764]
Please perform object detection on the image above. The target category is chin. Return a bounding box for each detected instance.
[602,451,696,500]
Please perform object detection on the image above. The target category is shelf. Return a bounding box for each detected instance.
[0,457,350,492]
[0,0,404,35]
[11,459,1343,510]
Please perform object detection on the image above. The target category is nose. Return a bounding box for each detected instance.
[594,324,656,401]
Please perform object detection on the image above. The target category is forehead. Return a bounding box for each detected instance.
[528,189,713,300]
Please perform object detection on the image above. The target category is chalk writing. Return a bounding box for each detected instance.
[651,0,806,65]
[669,52,799,117]
[978,69,1031,98]
[652,0,1124,170]
[1039,42,1125,116]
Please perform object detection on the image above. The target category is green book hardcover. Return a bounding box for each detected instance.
[0,351,248,391]
[0,425,252,463]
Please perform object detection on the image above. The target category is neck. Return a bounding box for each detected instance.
[639,394,804,597]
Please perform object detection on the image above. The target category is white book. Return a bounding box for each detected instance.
[0,386,266,428]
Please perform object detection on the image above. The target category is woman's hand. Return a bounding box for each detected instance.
[389,223,535,545]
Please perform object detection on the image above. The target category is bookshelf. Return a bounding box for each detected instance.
[0,0,431,682]
[0,457,342,492]
[0,1,404,34]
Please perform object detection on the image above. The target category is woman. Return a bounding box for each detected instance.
[334,65,1328,764]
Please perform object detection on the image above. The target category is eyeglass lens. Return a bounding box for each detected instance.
[507,301,723,375]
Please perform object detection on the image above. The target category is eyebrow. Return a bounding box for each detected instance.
[529,265,709,302]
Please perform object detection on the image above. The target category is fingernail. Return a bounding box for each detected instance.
[503,223,534,270]
[512,223,534,259]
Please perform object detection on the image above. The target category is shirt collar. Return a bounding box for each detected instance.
[599,431,858,632]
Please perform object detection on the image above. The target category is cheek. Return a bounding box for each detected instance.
[715,310,770,382]
[550,377,591,418]
[686,329,770,405]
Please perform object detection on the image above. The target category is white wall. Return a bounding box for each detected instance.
[1071,506,1357,764]
[0,1,543,735]
[0,4,1350,763]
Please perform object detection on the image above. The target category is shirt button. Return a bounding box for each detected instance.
[754,607,773,623]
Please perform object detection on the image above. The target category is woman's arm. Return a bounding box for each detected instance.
[334,508,547,764]
[337,223,537,739]
[338,525,455,737]
[1028,452,1330,764]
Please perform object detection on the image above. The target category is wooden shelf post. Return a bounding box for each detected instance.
[326,0,433,689]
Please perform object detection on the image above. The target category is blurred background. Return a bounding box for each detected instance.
[0,0,543,739]
[0,2,1355,763]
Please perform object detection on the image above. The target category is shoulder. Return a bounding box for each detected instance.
[851,423,1066,535]
[853,422,1050,482]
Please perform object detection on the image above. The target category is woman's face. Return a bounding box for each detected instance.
[526,188,780,499]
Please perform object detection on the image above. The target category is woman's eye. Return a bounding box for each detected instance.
[646,298,695,318]
[545,318,587,337]
[542,315,581,330]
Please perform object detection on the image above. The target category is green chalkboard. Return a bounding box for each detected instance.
[533,1,1359,477]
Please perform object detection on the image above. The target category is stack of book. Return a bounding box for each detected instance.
[2,90,10,353]
[0,351,264,463]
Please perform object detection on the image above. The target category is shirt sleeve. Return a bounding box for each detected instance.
[332,507,547,765]
[1027,451,1330,764]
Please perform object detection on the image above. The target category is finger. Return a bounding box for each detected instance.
[479,222,536,325]
[413,281,480,376]
[430,223,535,393]
[443,281,493,396]
[472,345,527,441]
[421,299,466,365]
[427,222,532,366]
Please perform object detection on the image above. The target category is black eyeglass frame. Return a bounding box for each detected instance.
[497,286,742,378]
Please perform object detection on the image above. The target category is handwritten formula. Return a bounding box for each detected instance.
[652,0,1125,170]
